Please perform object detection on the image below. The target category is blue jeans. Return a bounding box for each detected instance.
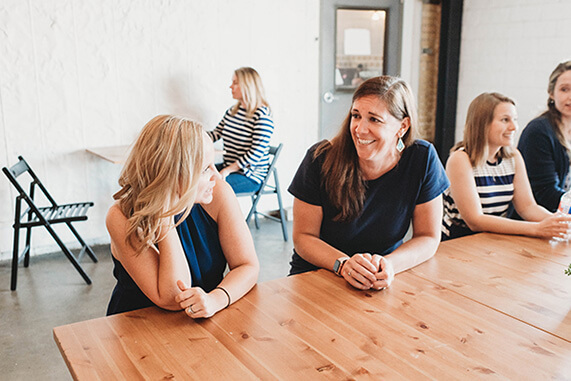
[226,173,261,193]
[216,164,261,194]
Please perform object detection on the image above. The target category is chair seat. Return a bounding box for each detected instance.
[19,202,94,227]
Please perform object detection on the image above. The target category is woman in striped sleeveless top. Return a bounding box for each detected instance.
[207,67,274,194]
[442,92,571,240]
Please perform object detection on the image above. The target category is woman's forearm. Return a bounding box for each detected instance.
[293,233,347,272]
[214,263,259,308]
[385,235,439,274]
[465,214,541,237]
[155,229,192,310]
[517,203,553,222]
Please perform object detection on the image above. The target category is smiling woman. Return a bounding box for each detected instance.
[442,92,571,240]
[287,76,449,291]
[105,115,259,318]
[349,95,411,180]
[517,61,571,213]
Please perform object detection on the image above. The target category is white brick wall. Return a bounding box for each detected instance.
[0,0,321,261]
[456,0,571,148]
[0,0,423,262]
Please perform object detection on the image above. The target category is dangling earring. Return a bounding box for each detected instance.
[396,137,405,153]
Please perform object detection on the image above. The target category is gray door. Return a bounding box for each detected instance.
[319,0,402,140]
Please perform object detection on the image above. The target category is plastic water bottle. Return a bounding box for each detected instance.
[552,190,571,242]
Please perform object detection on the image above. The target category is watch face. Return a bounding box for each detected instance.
[333,260,341,273]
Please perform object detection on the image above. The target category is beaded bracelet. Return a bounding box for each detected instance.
[215,286,231,308]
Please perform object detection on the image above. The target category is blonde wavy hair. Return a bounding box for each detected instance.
[113,115,205,252]
[453,92,516,167]
[230,67,270,117]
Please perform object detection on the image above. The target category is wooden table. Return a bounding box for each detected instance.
[54,234,571,379]
[86,145,131,164]
[86,145,224,165]
[411,233,571,342]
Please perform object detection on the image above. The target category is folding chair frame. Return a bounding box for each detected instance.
[2,156,97,290]
[236,144,288,241]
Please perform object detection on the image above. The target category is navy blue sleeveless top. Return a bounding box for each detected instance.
[106,204,226,315]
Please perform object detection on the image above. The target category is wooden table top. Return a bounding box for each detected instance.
[86,145,131,164]
[411,233,571,342]
[54,233,571,380]
[86,145,224,165]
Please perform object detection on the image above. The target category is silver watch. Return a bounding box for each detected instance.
[333,257,348,276]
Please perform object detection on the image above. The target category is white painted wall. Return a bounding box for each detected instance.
[0,0,423,261]
[456,0,571,146]
[0,0,323,261]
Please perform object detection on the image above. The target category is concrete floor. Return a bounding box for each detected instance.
[0,218,293,380]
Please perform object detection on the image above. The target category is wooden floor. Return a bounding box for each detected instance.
[0,218,293,380]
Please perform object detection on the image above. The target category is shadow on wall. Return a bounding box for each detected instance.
[165,76,208,123]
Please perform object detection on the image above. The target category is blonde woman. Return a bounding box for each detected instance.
[518,61,571,212]
[442,92,571,240]
[106,115,259,318]
[207,67,274,193]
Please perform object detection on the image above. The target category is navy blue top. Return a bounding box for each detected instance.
[106,204,226,315]
[288,140,449,275]
[518,115,570,212]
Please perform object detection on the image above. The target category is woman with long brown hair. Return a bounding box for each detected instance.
[288,76,449,291]
[518,60,571,212]
[442,92,570,240]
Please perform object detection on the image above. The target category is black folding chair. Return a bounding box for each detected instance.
[235,144,288,241]
[2,156,97,290]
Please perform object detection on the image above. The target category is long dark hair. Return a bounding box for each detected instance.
[315,76,417,221]
[541,60,571,152]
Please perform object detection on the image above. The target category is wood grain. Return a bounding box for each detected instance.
[411,233,571,342]
[54,241,571,380]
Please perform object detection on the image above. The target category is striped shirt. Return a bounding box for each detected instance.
[207,105,274,184]
[442,155,516,239]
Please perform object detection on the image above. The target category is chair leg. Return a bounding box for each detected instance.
[66,222,98,263]
[11,197,24,291]
[273,170,288,241]
[23,226,32,267]
[252,196,260,229]
[246,194,262,230]
[11,226,20,291]
[44,223,92,285]
[245,195,256,223]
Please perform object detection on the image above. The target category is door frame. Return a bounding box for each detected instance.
[319,0,403,140]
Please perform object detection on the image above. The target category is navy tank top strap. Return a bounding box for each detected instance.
[175,204,226,293]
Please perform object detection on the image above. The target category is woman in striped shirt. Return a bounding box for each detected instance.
[207,67,274,193]
[442,92,571,240]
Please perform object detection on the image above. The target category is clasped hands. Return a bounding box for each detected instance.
[342,253,394,291]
